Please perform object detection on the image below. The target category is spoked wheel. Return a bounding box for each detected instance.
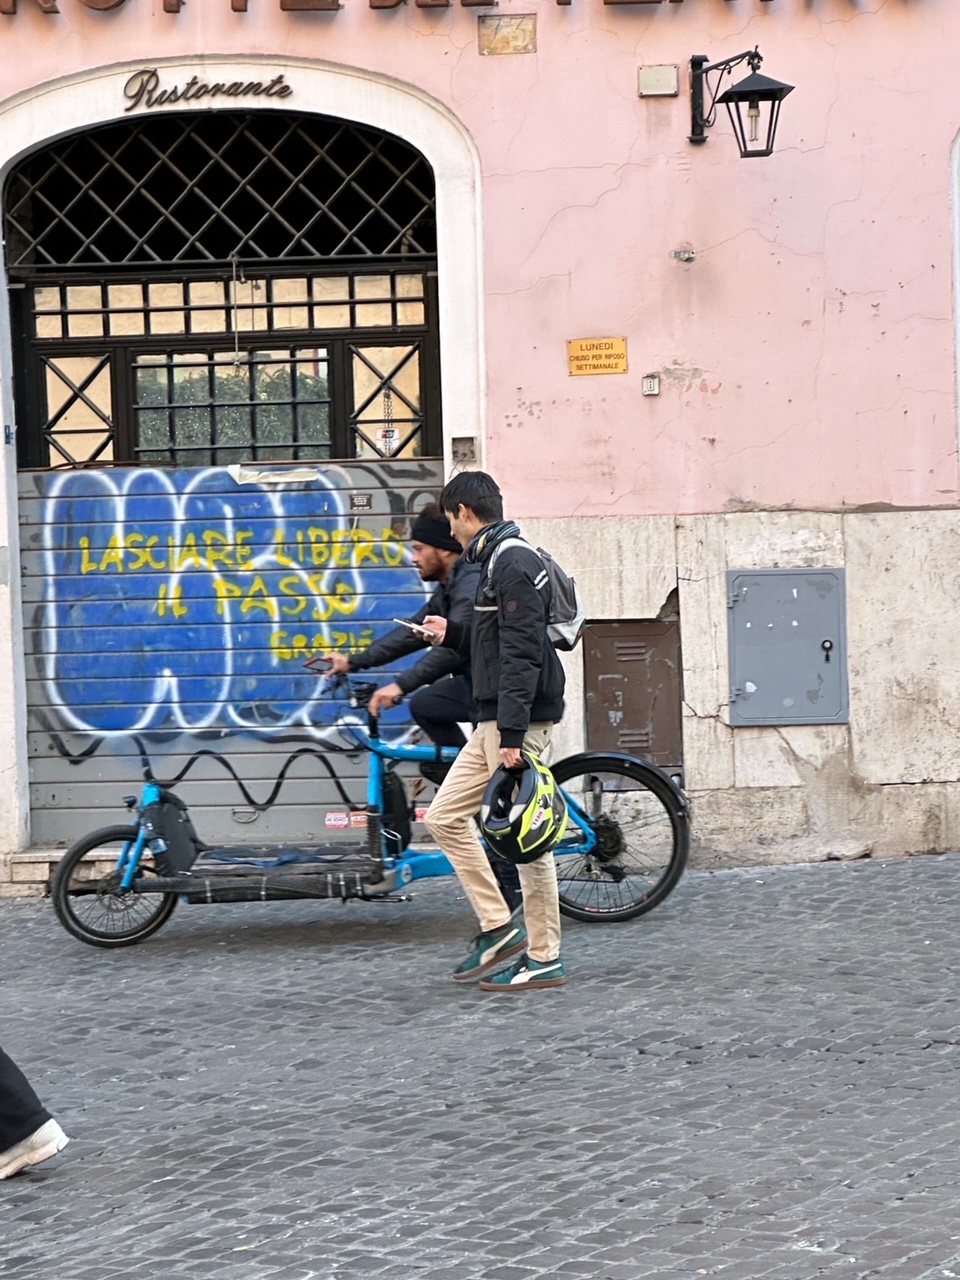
[50,825,178,948]
[551,753,689,922]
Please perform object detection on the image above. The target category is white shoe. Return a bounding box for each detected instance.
[0,1119,69,1179]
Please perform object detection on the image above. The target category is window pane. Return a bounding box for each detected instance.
[66,285,104,338]
[396,302,425,326]
[108,283,145,337]
[172,406,213,451]
[138,410,170,453]
[354,276,391,299]
[313,303,351,329]
[148,283,185,335]
[297,403,330,450]
[188,281,227,334]
[355,302,392,327]
[272,278,310,330]
[44,355,113,463]
[172,355,210,405]
[313,277,349,301]
[232,280,269,332]
[253,352,292,402]
[36,314,63,340]
[35,286,60,312]
[34,287,62,339]
[395,274,423,299]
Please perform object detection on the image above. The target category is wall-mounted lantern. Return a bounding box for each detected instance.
[689,47,794,159]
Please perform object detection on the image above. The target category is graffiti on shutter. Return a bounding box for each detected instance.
[20,459,443,843]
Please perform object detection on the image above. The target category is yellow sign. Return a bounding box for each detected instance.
[567,338,628,376]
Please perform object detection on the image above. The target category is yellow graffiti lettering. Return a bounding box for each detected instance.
[202,529,232,569]
[331,530,354,567]
[235,530,254,567]
[352,530,379,567]
[308,527,329,567]
[99,534,125,573]
[157,583,188,618]
[125,533,166,571]
[212,576,244,616]
[270,629,294,661]
[278,575,308,617]
[331,580,358,616]
[381,531,405,566]
[269,624,378,661]
[79,536,98,574]
[175,531,202,572]
[239,574,279,620]
[274,529,297,568]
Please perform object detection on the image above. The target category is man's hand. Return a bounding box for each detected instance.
[323,652,351,675]
[500,746,523,770]
[422,615,447,646]
[369,682,405,716]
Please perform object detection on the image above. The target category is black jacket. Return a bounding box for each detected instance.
[349,558,481,694]
[445,536,565,747]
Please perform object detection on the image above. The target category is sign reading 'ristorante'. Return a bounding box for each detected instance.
[124,68,293,112]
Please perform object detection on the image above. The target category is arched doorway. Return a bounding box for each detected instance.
[7,105,451,844]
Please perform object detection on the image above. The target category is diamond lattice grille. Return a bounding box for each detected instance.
[4,112,437,269]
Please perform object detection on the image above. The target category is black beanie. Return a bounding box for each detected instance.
[410,510,461,554]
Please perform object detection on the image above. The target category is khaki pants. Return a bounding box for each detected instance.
[424,720,561,963]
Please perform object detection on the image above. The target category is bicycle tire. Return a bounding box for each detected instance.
[51,825,178,948]
[550,752,689,923]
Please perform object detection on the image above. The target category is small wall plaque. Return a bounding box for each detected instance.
[638,65,679,98]
[567,338,628,377]
[479,15,536,56]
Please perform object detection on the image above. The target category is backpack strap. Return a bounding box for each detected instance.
[485,538,548,596]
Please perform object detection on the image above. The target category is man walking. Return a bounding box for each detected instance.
[322,501,522,911]
[423,471,567,991]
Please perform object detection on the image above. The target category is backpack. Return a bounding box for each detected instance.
[487,538,586,651]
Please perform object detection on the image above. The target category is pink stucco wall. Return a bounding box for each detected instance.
[0,0,956,518]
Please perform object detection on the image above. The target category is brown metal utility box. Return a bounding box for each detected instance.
[583,621,683,771]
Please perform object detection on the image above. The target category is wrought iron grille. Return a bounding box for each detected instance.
[4,111,437,269]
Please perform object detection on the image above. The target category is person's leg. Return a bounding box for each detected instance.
[415,685,522,911]
[478,724,566,990]
[0,1046,51,1150]
[0,1046,68,1178]
[409,676,475,749]
[425,723,528,979]
[425,721,509,934]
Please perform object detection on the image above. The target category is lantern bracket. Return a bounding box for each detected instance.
[689,47,763,146]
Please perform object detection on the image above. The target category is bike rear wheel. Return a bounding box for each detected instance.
[51,825,178,948]
[551,753,689,922]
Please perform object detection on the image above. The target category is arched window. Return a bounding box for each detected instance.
[5,111,441,468]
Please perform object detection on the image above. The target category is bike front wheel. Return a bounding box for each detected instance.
[551,753,689,923]
[50,825,178,948]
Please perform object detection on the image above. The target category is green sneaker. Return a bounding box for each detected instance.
[479,953,567,992]
[452,920,527,982]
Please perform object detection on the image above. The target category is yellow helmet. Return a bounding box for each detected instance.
[480,751,569,864]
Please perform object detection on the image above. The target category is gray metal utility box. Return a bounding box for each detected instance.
[726,568,848,727]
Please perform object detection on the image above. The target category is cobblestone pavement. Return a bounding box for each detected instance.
[4,855,960,1280]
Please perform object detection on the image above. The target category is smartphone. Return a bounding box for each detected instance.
[303,654,332,671]
[393,618,435,638]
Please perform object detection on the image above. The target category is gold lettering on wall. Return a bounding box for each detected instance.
[123,68,295,112]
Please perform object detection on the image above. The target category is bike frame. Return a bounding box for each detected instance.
[111,731,600,894]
